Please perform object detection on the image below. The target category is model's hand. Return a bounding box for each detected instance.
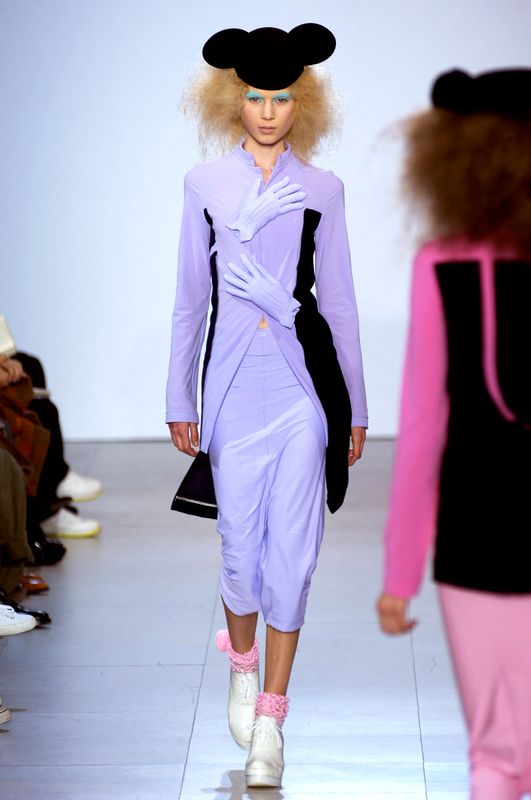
[169,421,199,457]
[348,426,366,466]
[377,593,417,634]
[226,176,306,242]
[224,253,301,328]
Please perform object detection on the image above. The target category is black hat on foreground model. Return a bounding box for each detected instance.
[202,23,336,89]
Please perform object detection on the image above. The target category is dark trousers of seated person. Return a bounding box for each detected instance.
[0,450,33,594]
[14,352,69,523]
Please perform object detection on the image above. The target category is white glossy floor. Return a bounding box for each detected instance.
[0,440,473,799]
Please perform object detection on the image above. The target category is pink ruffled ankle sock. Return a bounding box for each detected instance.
[255,691,289,726]
[215,629,259,673]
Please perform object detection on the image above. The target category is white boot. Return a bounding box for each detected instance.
[245,715,284,788]
[228,667,260,749]
[215,629,260,750]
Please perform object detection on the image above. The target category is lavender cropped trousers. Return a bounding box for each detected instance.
[209,327,326,632]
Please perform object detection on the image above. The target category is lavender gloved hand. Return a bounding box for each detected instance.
[224,253,301,328]
[226,176,306,242]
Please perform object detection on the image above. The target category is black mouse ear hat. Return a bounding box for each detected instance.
[431,68,531,118]
[202,23,336,90]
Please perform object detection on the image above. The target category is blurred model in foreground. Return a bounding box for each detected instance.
[378,68,531,800]
[167,23,367,787]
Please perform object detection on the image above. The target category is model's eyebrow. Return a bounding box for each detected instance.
[272,92,292,100]
[245,90,264,100]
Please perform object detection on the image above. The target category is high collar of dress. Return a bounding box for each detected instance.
[235,141,293,174]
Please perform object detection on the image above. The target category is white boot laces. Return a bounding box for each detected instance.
[233,670,258,702]
[251,716,283,749]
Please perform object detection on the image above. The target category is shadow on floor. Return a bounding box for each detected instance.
[213,769,284,799]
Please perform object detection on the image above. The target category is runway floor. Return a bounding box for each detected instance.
[0,439,473,799]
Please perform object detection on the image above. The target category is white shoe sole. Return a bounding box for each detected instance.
[0,707,11,724]
[246,773,281,788]
[52,526,101,539]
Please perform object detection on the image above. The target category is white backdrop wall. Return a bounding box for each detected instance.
[1,0,529,439]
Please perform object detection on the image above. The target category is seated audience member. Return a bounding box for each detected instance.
[0,446,33,596]
[0,437,51,625]
[0,352,102,540]
[0,357,60,564]
[0,447,43,730]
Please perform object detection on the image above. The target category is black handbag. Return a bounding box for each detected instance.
[171,450,218,519]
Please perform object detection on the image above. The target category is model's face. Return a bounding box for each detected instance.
[240,87,296,147]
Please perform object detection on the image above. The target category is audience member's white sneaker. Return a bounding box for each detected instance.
[56,470,102,502]
[245,715,285,788]
[41,507,101,538]
[0,605,37,636]
[0,699,11,724]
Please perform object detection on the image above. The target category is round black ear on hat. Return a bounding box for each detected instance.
[202,28,248,69]
[431,69,474,113]
[473,69,531,117]
[288,23,336,66]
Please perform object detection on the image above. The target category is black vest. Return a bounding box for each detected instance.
[433,259,531,593]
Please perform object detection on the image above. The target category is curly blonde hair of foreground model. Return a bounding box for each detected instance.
[402,109,531,254]
[183,66,338,161]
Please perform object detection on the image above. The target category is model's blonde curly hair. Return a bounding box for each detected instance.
[402,108,531,254]
[183,65,338,161]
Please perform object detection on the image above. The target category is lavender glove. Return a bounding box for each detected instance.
[224,254,301,328]
[226,176,306,242]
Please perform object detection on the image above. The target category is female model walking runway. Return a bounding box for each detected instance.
[166,23,368,787]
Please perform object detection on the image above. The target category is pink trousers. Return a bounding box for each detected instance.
[438,583,531,800]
